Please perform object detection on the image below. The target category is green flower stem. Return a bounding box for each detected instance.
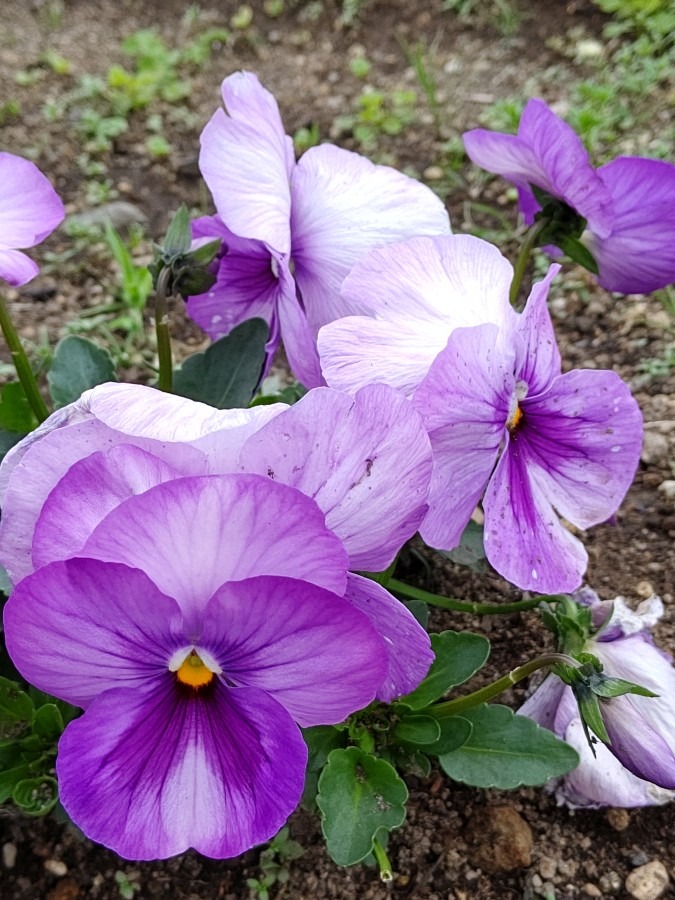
[388,577,548,616]
[430,653,579,717]
[509,218,548,307]
[155,267,173,393]
[372,835,393,883]
[0,290,49,423]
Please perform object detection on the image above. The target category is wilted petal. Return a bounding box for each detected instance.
[202,575,386,725]
[0,248,40,286]
[344,573,433,701]
[517,674,569,733]
[57,680,306,859]
[414,324,512,550]
[599,695,675,789]
[239,384,432,571]
[0,152,65,248]
[4,558,180,708]
[590,156,675,294]
[291,144,451,335]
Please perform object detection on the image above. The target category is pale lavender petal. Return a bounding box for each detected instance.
[462,129,550,204]
[522,369,643,529]
[82,475,349,628]
[32,444,184,569]
[291,145,450,335]
[0,249,39,286]
[0,152,65,248]
[57,681,306,859]
[413,324,513,550]
[239,384,432,571]
[514,264,562,395]
[517,674,569,733]
[344,573,433,701]
[601,696,675,789]
[590,157,675,293]
[4,558,181,708]
[483,436,588,593]
[275,280,325,388]
[202,575,386,725]
[199,73,292,254]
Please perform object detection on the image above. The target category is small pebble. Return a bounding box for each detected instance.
[44,859,68,877]
[625,861,670,900]
[606,808,631,831]
[631,851,650,867]
[582,885,602,898]
[635,582,655,600]
[423,165,444,181]
[599,870,622,894]
[2,842,17,869]
[657,479,675,500]
[539,856,557,880]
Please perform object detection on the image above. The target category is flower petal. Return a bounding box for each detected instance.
[517,674,569,733]
[413,324,513,550]
[82,474,349,627]
[239,384,432,571]
[344,573,433,701]
[514,263,562,395]
[201,575,387,725]
[522,369,643,529]
[291,145,451,335]
[483,434,588,593]
[199,73,292,254]
[600,695,675,790]
[4,558,181,708]
[0,249,39,286]
[0,152,65,248]
[57,680,306,859]
[463,128,550,206]
[590,156,675,294]
[275,277,325,388]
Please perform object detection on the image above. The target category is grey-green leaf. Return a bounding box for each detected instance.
[438,704,579,789]
[48,335,116,408]
[317,747,408,867]
[393,714,441,747]
[172,318,268,409]
[401,631,490,710]
[424,715,473,756]
[0,677,34,729]
[439,520,487,572]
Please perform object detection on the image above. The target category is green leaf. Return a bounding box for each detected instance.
[33,704,64,743]
[393,714,441,747]
[162,204,192,256]
[172,318,268,409]
[439,520,487,572]
[317,747,408,867]
[0,677,34,729]
[0,382,38,432]
[0,762,35,803]
[301,725,347,809]
[0,428,26,464]
[424,715,473,756]
[401,631,490,709]
[12,775,59,816]
[438,704,579,788]
[48,335,116,408]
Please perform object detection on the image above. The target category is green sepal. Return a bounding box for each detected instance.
[557,235,599,274]
[400,631,490,710]
[162,204,192,257]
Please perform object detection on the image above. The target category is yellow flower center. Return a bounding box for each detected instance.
[506,404,524,433]
[176,651,215,689]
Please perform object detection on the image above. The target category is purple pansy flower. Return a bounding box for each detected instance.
[188,71,451,385]
[0,382,434,701]
[0,152,65,286]
[463,98,675,294]
[519,590,675,808]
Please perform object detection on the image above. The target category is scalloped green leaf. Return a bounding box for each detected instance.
[401,631,490,710]
[48,335,116,408]
[438,704,579,789]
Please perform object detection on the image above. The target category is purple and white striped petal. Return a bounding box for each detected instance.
[513,264,562,395]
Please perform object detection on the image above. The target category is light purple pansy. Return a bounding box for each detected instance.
[0,382,434,700]
[0,152,65,286]
[463,98,675,294]
[519,590,675,808]
[188,71,451,385]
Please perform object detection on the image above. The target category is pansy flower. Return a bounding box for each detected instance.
[188,71,451,385]
[463,98,675,294]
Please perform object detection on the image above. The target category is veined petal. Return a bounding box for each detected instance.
[199,75,292,254]
[462,129,550,195]
[57,681,306,859]
[521,369,642,529]
[514,264,562,395]
[0,152,65,248]
[291,144,450,335]
[600,695,675,789]
[483,435,588,593]
[517,674,569,733]
[4,558,181,708]
[344,573,433,701]
[202,575,386,725]
[239,384,432,571]
[82,474,349,627]
[413,324,513,550]
[591,156,675,294]
[0,249,39,286]
[275,277,325,388]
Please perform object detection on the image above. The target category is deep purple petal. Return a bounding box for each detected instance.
[57,681,306,859]
[483,435,588,593]
[521,369,643,529]
[201,575,386,726]
[239,384,432,571]
[590,156,675,293]
[514,264,562,395]
[0,152,65,248]
[82,474,349,628]
[4,559,181,708]
[0,249,40,286]
[462,129,550,207]
[291,144,450,336]
[413,324,513,550]
[344,573,433,701]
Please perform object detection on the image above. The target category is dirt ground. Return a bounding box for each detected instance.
[0,0,674,897]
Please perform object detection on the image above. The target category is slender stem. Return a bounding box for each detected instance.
[372,836,393,883]
[388,578,548,616]
[509,219,547,307]
[430,653,579,717]
[0,290,49,423]
[155,267,173,393]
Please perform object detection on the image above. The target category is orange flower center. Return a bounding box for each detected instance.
[176,651,215,689]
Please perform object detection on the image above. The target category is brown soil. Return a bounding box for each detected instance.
[1,0,674,897]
